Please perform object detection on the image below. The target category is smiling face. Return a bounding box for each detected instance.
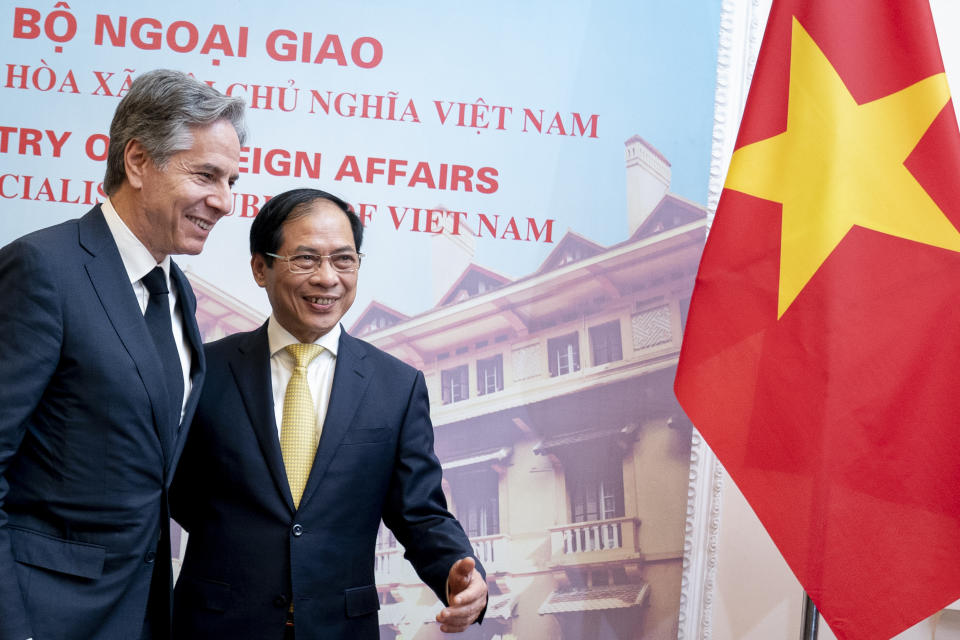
[252,200,359,343]
[124,119,241,261]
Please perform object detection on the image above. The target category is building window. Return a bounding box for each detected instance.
[558,246,586,266]
[476,355,504,395]
[548,332,580,377]
[451,469,500,537]
[441,365,469,404]
[568,462,624,523]
[589,320,623,366]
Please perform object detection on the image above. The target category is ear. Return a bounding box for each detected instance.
[251,253,268,287]
[123,139,152,190]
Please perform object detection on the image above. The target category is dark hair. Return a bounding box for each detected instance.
[104,69,247,194]
[250,188,363,263]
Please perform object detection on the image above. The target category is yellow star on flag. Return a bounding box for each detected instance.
[725,17,960,318]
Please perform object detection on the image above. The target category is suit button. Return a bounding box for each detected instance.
[144,551,156,563]
[273,594,289,608]
[292,524,303,537]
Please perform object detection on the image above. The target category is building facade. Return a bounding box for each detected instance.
[351,136,706,640]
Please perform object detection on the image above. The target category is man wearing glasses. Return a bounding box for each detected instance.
[170,188,487,639]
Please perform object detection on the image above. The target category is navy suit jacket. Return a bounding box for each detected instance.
[0,206,205,640]
[170,323,482,640]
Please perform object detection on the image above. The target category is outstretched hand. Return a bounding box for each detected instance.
[436,556,487,633]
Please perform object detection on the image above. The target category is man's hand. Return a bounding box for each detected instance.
[436,557,487,633]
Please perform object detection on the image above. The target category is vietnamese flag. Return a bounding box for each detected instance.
[674,0,960,638]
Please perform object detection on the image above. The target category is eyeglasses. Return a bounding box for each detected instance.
[266,251,363,274]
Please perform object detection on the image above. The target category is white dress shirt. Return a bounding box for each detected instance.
[101,198,192,418]
[266,316,339,439]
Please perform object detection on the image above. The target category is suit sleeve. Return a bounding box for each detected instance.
[0,239,64,640]
[169,270,204,534]
[169,410,201,533]
[380,370,486,606]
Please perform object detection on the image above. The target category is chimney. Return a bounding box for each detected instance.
[624,135,671,234]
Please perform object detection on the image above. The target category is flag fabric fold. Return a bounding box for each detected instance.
[675,1,960,638]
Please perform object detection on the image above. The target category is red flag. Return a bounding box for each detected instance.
[675,0,960,638]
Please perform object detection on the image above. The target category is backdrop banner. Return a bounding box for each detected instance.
[0,2,721,638]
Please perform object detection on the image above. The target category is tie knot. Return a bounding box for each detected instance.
[142,267,169,296]
[285,343,324,368]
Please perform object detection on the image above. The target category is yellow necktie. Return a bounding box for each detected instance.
[281,343,324,508]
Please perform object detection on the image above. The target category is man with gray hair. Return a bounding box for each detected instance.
[0,69,246,640]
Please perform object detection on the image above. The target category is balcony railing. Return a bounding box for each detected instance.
[548,516,641,564]
[375,533,510,582]
[375,547,417,584]
[469,533,509,572]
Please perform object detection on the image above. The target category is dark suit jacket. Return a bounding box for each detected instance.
[0,206,205,640]
[170,323,482,640]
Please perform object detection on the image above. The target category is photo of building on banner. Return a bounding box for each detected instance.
[675,0,960,638]
[0,1,722,639]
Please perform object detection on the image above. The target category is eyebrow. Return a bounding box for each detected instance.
[292,245,356,254]
[196,162,240,183]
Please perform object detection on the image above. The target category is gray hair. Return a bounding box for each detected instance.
[103,69,247,194]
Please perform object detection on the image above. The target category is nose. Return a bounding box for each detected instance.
[308,257,340,286]
[207,179,234,217]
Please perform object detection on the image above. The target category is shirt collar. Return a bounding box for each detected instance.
[267,315,341,358]
[101,197,171,283]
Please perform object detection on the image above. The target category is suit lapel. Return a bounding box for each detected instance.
[166,262,204,479]
[299,329,372,508]
[79,207,171,460]
[229,325,295,509]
